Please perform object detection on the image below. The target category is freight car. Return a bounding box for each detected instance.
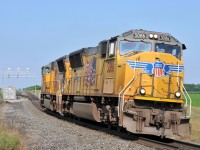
[41,29,191,137]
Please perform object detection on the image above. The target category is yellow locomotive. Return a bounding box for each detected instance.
[41,29,191,137]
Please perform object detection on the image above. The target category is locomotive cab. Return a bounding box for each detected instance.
[40,64,51,107]
[113,30,185,98]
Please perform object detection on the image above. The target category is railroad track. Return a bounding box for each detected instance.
[21,92,200,150]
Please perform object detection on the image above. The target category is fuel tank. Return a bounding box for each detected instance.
[73,102,100,122]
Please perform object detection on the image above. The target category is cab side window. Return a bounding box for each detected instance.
[45,67,50,74]
[101,41,107,58]
[109,42,116,57]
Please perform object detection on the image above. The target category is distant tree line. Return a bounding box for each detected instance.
[184,84,200,93]
[23,85,41,91]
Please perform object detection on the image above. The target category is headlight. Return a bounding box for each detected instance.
[175,91,181,98]
[140,88,146,95]
[149,34,153,39]
[154,34,158,39]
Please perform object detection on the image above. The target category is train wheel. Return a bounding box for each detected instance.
[107,123,112,130]
[40,99,44,108]
[117,126,122,132]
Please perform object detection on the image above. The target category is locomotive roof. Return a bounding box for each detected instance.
[99,29,182,45]
[69,48,85,57]
[69,47,98,57]
[56,55,69,61]
[122,29,171,36]
[120,29,181,44]
[68,29,184,58]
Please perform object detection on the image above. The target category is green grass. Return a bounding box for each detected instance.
[0,92,3,103]
[0,91,3,101]
[189,94,200,107]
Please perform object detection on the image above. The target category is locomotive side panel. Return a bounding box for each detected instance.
[68,47,107,96]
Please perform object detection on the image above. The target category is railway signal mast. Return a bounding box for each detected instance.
[2,67,35,79]
[1,67,36,93]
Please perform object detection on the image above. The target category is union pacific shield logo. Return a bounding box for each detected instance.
[127,60,184,77]
[152,61,164,77]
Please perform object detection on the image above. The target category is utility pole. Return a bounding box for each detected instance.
[35,85,36,95]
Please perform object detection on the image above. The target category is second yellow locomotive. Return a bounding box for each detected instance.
[41,29,191,137]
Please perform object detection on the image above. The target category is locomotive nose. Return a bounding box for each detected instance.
[126,52,184,99]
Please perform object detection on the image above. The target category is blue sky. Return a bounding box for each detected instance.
[0,0,200,89]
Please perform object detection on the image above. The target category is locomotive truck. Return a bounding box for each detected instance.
[41,29,191,137]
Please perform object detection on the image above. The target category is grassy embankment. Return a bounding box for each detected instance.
[189,93,200,107]
[181,93,200,143]
[0,90,23,149]
[25,90,41,98]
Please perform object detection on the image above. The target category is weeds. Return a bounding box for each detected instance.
[180,106,200,143]
[0,124,23,150]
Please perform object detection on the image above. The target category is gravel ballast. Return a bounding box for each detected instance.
[0,99,154,150]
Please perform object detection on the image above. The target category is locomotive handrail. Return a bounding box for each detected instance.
[118,68,140,118]
[182,83,192,118]
[52,80,61,95]
[43,80,61,95]
[118,60,136,117]
[122,74,140,112]
[177,63,180,85]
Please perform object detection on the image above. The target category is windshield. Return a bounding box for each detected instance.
[155,43,181,59]
[120,41,151,55]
